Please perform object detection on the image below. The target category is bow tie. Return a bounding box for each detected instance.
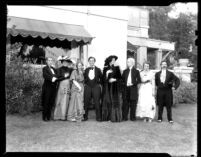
[90,67,94,70]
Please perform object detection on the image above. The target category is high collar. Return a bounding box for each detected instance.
[129,66,133,70]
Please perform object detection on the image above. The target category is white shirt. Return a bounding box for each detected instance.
[127,66,133,86]
[49,67,56,82]
[160,69,166,83]
[50,67,55,75]
[88,66,95,80]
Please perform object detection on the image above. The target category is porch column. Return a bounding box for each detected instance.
[137,46,147,69]
[155,49,162,69]
[83,45,88,69]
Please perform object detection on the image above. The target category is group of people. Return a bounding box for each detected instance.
[41,55,180,124]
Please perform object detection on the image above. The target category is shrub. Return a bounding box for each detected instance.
[173,81,197,106]
[6,56,43,115]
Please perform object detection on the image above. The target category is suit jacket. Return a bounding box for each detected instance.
[84,66,103,87]
[42,65,58,87]
[155,70,180,90]
[121,67,141,100]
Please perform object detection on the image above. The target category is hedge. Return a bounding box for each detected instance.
[173,81,197,106]
[6,56,43,115]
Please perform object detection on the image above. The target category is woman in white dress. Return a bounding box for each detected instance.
[136,62,156,122]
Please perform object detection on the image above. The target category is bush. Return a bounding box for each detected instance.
[173,81,197,106]
[6,56,43,116]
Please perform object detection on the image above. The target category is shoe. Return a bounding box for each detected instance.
[69,118,76,122]
[169,120,174,124]
[82,118,88,121]
[96,119,102,122]
[157,119,162,123]
[130,118,136,121]
[148,119,152,122]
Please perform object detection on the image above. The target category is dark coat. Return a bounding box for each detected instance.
[42,65,58,88]
[121,66,141,100]
[56,66,73,82]
[155,70,180,90]
[41,65,58,108]
[102,65,122,121]
[155,69,180,106]
[84,66,103,86]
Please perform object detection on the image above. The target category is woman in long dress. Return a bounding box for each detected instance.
[136,62,156,122]
[53,56,73,120]
[102,55,122,122]
[67,61,85,122]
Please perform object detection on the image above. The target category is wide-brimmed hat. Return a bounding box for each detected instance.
[104,55,118,66]
[58,56,72,63]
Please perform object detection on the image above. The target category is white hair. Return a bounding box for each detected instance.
[127,58,135,65]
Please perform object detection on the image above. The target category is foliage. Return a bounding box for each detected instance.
[167,13,196,59]
[173,81,197,106]
[18,45,46,64]
[148,6,197,63]
[6,55,43,115]
[147,6,172,41]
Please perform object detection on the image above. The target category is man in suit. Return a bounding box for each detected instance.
[121,58,141,121]
[83,57,103,121]
[155,61,180,124]
[41,57,58,121]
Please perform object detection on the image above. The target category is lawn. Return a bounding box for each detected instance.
[6,103,197,156]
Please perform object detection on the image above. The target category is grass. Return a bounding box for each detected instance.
[6,103,197,156]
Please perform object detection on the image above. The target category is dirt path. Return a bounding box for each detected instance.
[6,104,197,156]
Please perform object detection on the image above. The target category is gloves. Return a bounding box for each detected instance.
[52,77,57,82]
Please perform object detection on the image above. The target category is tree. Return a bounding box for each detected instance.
[147,6,173,41]
[167,13,197,60]
[148,6,197,64]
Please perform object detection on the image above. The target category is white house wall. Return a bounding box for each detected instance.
[7,5,128,70]
[86,7,128,70]
[7,6,88,26]
[128,7,149,38]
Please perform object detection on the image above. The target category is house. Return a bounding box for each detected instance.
[7,6,175,70]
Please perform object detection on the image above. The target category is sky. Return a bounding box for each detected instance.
[168,2,198,18]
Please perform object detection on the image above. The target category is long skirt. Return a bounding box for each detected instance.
[67,83,85,121]
[53,79,70,120]
[136,83,156,119]
[102,82,122,122]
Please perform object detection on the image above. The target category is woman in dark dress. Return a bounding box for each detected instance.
[53,56,73,120]
[102,55,122,122]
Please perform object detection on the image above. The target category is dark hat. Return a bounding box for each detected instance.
[104,55,118,66]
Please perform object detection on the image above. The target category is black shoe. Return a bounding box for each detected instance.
[122,118,128,121]
[96,119,102,122]
[82,118,88,121]
[130,118,136,121]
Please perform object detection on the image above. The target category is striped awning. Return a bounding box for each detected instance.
[7,16,93,45]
